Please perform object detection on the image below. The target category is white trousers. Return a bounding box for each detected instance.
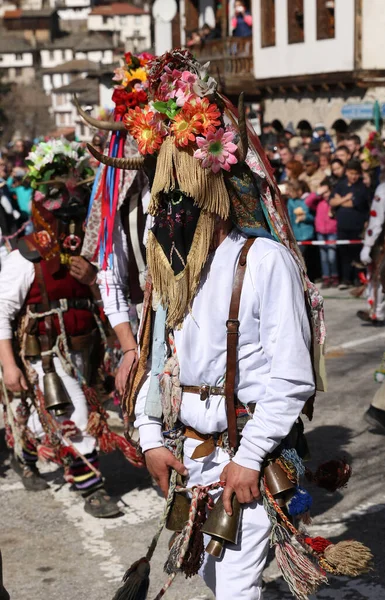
[184,438,271,600]
[27,354,96,456]
[366,279,385,321]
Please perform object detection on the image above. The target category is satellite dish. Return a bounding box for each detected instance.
[152,0,177,23]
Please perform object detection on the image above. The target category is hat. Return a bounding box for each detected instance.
[284,122,296,136]
[314,122,326,132]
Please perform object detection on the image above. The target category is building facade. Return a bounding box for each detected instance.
[88,3,151,52]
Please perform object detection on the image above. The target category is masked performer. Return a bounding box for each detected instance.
[88,51,371,599]
[78,52,153,398]
[0,139,141,518]
[358,133,385,325]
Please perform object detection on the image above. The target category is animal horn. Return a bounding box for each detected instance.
[237,92,248,162]
[86,144,145,170]
[74,176,96,187]
[74,94,126,132]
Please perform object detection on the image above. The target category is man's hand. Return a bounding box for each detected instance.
[220,461,260,515]
[115,350,138,396]
[69,257,97,286]
[145,447,188,497]
[2,364,28,393]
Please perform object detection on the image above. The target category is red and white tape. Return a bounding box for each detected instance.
[297,240,362,246]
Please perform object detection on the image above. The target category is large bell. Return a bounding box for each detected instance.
[264,461,296,506]
[166,491,191,531]
[201,492,241,558]
[24,334,40,357]
[43,371,73,417]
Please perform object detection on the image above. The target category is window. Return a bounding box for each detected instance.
[102,15,108,25]
[49,50,55,60]
[15,52,23,60]
[288,0,304,44]
[134,15,141,25]
[317,0,335,40]
[55,94,65,106]
[261,0,276,48]
[15,67,22,76]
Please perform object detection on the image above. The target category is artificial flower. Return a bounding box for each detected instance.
[138,52,154,66]
[158,66,182,101]
[184,98,221,134]
[123,107,163,154]
[194,127,238,173]
[171,112,203,147]
[174,70,198,107]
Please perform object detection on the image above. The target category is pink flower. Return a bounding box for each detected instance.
[194,128,238,173]
[175,71,198,107]
[158,66,182,101]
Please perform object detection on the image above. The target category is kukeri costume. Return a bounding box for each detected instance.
[85,51,372,599]
[0,139,141,517]
[358,133,385,325]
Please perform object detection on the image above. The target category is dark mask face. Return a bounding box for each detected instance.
[54,198,88,259]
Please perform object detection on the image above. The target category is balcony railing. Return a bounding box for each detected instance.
[193,36,253,87]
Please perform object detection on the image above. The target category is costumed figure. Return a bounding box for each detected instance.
[0,138,142,518]
[87,51,372,599]
[78,52,153,401]
[357,132,385,325]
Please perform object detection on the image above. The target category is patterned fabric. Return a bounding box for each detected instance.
[69,449,103,495]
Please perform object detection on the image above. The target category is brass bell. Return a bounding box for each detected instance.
[43,371,73,417]
[24,334,40,357]
[264,461,295,506]
[166,475,191,531]
[201,492,241,558]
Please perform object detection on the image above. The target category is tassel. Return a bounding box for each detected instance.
[164,531,184,575]
[275,539,328,600]
[306,459,351,492]
[112,558,150,600]
[287,487,313,517]
[324,540,373,577]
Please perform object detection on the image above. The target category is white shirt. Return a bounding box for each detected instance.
[98,186,151,328]
[0,249,35,339]
[135,229,315,471]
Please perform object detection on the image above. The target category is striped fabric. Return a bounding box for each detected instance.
[69,450,103,495]
[22,440,38,467]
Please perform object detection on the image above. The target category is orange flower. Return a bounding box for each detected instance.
[171,112,203,147]
[123,107,163,154]
[184,98,221,135]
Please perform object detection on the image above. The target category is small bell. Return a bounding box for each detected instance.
[264,461,296,506]
[166,474,191,532]
[24,334,40,357]
[43,371,73,417]
[201,492,241,558]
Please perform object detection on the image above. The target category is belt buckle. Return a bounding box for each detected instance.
[199,384,210,402]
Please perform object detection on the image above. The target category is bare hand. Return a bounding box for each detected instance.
[2,364,28,393]
[220,461,260,515]
[115,350,138,396]
[145,447,188,497]
[69,257,97,286]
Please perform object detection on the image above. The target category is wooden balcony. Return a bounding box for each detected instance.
[193,36,255,96]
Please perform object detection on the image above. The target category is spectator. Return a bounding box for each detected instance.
[320,139,333,156]
[10,139,27,168]
[319,152,331,175]
[330,158,345,186]
[200,22,220,41]
[312,123,335,152]
[278,146,294,182]
[306,177,338,288]
[334,145,351,164]
[7,167,32,220]
[283,122,297,144]
[330,159,370,289]
[260,122,277,148]
[287,180,315,270]
[346,134,361,159]
[232,0,252,37]
[294,146,307,163]
[286,159,303,182]
[187,30,202,47]
[299,151,325,192]
[300,132,312,149]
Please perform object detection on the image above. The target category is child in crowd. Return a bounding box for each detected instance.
[330,159,370,289]
[306,177,338,288]
[232,0,252,36]
[287,180,315,272]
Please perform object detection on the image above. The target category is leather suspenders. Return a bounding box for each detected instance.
[225,238,255,450]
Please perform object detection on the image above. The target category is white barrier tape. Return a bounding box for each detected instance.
[297,240,363,246]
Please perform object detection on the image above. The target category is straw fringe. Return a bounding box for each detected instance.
[149,137,230,220]
[147,211,215,329]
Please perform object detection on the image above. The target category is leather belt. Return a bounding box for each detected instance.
[31,298,94,313]
[181,385,225,402]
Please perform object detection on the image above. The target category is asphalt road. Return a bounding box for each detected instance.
[1,288,385,600]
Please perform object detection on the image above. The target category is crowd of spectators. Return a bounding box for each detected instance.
[186,0,252,47]
[0,139,33,261]
[262,123,374,289]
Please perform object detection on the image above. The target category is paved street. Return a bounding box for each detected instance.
[1,288,385,600]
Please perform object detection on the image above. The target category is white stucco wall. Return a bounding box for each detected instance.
[88,13,151,49]
[252,0,355,79]
[57,8,90,21]
[0,52,33,68]
[40,48,73,68]
[361,0,385,70]
[198,0,216,28]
